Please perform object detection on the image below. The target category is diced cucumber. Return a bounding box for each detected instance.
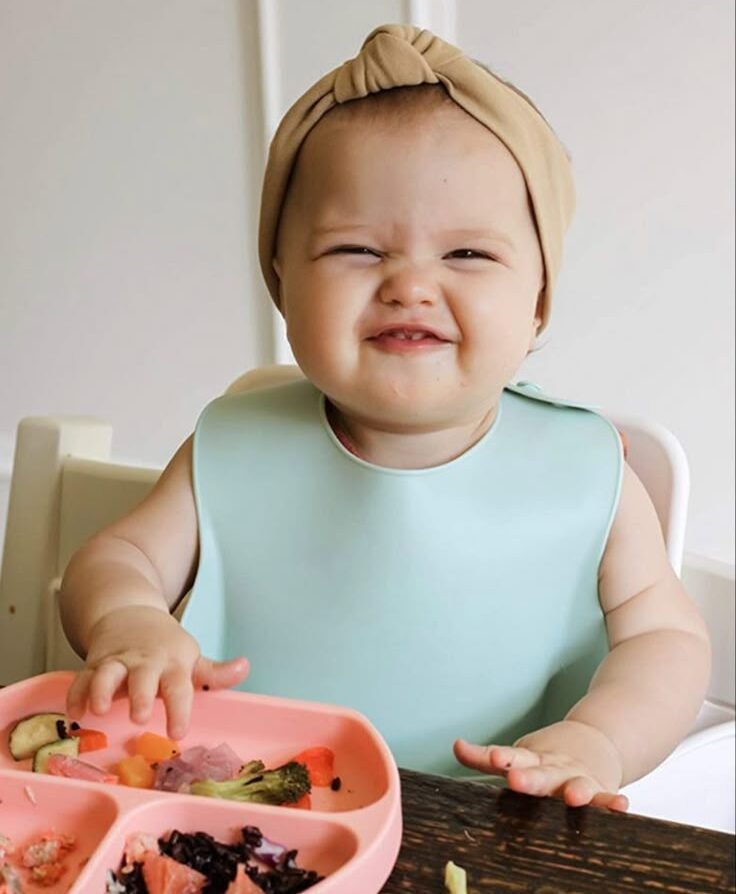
[444,861,468,894]
[8,712,67,761]
[33,736,79,773]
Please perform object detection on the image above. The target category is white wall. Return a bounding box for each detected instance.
[0,0,273,471]
[1,0,733,564]
[457,0,735,563]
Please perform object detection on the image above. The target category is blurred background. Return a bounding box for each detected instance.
[0,0,733,564]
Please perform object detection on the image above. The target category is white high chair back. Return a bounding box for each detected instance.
[0,365,713,686]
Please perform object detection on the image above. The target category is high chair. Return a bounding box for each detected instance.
[0,365,733,831]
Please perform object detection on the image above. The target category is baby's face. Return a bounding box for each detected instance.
[274,104,544,432]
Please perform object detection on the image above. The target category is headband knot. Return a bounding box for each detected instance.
[334,26,457,102]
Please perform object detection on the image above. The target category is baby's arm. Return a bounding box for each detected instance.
[455,461,712,808]
[59,437,248,738]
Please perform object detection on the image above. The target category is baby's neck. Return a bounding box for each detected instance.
[326,401,497,469]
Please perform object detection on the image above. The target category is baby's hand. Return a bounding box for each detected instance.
[454,720,629,812]
[65,605,249,740]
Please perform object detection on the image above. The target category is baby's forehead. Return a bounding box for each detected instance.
[295,102,524,202]
[302,93,511,169]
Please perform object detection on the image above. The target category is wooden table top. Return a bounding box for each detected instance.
[382,769,735,893]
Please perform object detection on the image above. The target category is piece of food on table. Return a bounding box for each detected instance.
[43,753,119,784]
[444,860,468,894]
[118,754,156,789]
[8,713,67,760]
[32,736,80,773]
[132,732,180,763]
[69,727,108,753]
[289,746,335,787]
[189,760,310,805]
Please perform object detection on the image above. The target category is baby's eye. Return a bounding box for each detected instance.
[328,245,381,257]
[445,249,494,260]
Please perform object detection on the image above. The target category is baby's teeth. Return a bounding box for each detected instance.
[384,329,430,340]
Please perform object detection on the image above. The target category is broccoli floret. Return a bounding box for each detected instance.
[190,760,311,805]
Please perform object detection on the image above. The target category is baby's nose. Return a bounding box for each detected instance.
[377,267,441,307]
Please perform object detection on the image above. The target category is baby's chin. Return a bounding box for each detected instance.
[335,389,483,433]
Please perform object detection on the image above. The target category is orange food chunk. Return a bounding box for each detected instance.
[70,728,108,753]
[290,746,335,787]
[133,732,180,762]
[118,754,155,789]
[142,851,206,894]
[225,864,264,893]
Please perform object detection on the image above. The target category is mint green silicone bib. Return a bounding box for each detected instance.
[183,380,622,775]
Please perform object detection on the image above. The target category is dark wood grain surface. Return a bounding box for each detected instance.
[382,769,735,893]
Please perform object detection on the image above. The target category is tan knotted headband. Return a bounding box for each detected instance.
[258,23,575,330]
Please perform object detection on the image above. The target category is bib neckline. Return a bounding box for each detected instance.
[318,391,504,477]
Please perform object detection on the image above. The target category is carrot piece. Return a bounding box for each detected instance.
[133,732,180,762]
[291,746,335,787]
[70,728,108,753]
[118,754,155,789]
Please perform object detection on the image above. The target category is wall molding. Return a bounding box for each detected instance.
[0,433,13,479]
[254,0,293,367]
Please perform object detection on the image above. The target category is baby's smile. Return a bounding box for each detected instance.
[366,323,453,353]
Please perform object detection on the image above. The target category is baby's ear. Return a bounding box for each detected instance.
[272,258,284,304]
[533,289,544,331]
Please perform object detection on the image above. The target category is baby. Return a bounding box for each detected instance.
[59,25,710,811]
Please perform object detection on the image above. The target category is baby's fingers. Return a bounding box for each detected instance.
[192,656,250,691]
[159,666,194,741]
[66,669,94,720]
[506,764,578,797]
[87,660,129,715]
[127,664,163,726]
[562,777,628,812]
[510,769,628,811]
[454,739,541,775]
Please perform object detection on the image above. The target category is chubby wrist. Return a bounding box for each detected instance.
[84,602,172,652]
[514,719,624,791]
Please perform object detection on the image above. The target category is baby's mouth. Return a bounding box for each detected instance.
[367,327,452,353]
[368,326,450,343]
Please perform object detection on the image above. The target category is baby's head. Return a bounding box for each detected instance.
[260,26,574,432]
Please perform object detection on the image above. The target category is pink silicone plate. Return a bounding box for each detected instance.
[0,671,402,893]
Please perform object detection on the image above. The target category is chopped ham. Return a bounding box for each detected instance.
[154,743,243,792]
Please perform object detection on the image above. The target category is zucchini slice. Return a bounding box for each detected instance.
[33,736,79,773]
[8,712,67,761]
